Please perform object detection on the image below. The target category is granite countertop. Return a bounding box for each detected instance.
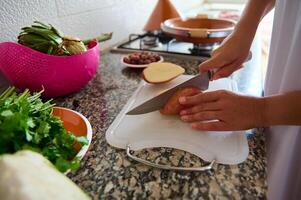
[51,50,267,199]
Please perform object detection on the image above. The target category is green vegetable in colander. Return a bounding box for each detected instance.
[18,21,112,55]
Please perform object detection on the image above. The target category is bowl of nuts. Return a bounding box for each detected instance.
[121,51,163,68]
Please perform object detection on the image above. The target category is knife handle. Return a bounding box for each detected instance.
[126,145,215,172]
[208,70,214,80]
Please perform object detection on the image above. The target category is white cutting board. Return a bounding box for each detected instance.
[106,75,249,165]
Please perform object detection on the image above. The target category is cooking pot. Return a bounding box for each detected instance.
[161,17,236,44]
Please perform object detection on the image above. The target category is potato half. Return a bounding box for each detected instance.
[142,62,185,84]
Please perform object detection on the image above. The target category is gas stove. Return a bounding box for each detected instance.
[111,32,219,60]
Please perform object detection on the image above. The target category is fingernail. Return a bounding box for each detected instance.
[180,110,186,115]
[181,116,188,121]
[179,97,186,103]
[213,75,220,80]
[191,123,198,128]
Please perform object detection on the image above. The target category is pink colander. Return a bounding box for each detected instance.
[0,41,99,98]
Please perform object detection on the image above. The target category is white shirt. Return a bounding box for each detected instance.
[264,0,301,199]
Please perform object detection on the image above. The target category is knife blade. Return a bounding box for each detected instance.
[126,71,211,115]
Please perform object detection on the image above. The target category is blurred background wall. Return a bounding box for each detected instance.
[0,0,202,50]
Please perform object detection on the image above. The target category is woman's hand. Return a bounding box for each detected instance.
[198,0,275,80]
[179,90,265,131]
[199,32,252,80]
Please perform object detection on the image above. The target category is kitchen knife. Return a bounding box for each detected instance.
[126,71,211,115]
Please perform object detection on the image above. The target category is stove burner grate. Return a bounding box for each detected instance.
[112,32,220,59]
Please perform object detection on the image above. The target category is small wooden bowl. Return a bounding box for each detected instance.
[52,107,92,160]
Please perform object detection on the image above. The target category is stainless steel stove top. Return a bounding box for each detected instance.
[111,32,218,60]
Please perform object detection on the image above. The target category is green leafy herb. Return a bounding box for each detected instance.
[0,87,88,172]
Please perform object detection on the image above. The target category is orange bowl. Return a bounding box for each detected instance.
[161,17,236,44]
[52,107,92,160]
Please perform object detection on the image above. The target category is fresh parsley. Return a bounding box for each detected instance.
[0,87,88,172]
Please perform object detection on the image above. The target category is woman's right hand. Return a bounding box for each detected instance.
[199,32,252,80]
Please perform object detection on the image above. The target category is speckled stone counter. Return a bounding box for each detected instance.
[54,52,267,199]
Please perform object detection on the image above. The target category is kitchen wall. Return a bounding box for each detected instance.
[0,0,202,50]
[205,0,246,3]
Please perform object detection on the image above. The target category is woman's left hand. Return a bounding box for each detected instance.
[179,90,265,131]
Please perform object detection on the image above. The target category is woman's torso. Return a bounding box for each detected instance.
[264,0,301,199]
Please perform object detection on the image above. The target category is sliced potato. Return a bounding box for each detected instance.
[142,62,185,84]
[160,86,201,115]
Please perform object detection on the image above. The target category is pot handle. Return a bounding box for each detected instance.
[126,145,215,172]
